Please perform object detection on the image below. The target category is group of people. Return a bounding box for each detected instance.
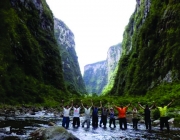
[61,99,174,132]
[61,100,116,129]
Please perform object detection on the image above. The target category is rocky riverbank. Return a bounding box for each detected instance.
[0,106,180,140]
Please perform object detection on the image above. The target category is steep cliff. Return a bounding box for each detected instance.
[54,18,86,94]
[107,43,122,81]
[83,43,122,94]
[102,43,122,94]
[108,0,180,96]
[83,61,107,95]
[0,0,67,104]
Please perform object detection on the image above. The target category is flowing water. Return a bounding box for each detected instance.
[0,110,180,140]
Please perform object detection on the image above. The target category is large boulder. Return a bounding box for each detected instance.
[30,126,79,140]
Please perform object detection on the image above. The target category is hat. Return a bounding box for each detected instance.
[110,107,113,109]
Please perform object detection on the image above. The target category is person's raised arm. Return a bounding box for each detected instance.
[62,100,64,108]
[71,100,73,108]
[126,102,131,108]
[113,102,118,109]
[108,102,111,112]
[167,99,174,107]
[81,100,85,108]
[89,100,92,108]
[91,99,94,107]
[138,102,145,109]
[149,101,155,109]
[99,101,102,108]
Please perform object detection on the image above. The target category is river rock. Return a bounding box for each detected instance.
[48,122,56,126]
[168,118,174,124]
[30,126,80,140]
[153,118,174,125]
[153,119,160,124]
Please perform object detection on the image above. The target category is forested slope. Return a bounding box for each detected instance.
[0,0,67,105]
[108,0,180,101]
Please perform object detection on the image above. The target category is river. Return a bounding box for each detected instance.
[0,110,179,140]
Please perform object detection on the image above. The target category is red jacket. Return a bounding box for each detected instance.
[115,107,128,118]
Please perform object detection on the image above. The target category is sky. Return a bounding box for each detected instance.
[46,0,136,75]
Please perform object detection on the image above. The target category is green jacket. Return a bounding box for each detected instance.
[158,106,167,117]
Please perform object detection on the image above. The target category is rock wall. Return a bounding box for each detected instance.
[109,0,180,95]
[54,18,86,94]
[107,43,122,81]
[83,43,122,94]
[83,61,107,95]
[0,0,67,104]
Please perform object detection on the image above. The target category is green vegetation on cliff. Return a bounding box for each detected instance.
[54,18,86,95]
[83,61,107,95]
[106,0,180,101]
[1,0,180,110]
[0,0,68,105]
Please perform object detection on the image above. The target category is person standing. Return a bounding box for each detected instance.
[81,100,92,128]
[92,101,102,128]
[114,103,131,130]
[138,102,154,131]
[108,106,116,128]
[155,99,174,132]
[100,105,108,128]
[72,101,81,128]
[62,100,73,129]
[132,107,139,130]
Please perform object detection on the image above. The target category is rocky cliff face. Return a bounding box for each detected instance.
[108,0,180,96]
[102,43,122,94]
[0,0,67,104]
[83,43,122,94]
[54,18,86,94]
[107,43,122,80]
[83,61,107,95]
